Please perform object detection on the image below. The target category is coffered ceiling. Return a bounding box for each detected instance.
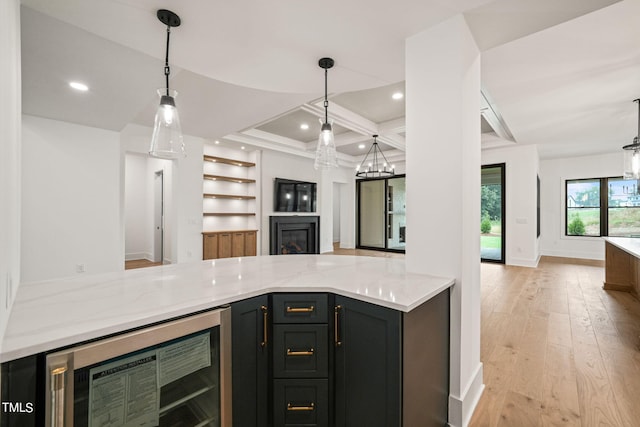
[20,0,638,166]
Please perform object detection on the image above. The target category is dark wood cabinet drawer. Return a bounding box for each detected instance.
[272,293,328,323]
[273,324,328,378]
[274,379,329,427]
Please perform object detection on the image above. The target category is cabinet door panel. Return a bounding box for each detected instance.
[273,324,328,378]
[272,293,328,324]
[245,231,257,256]
[274,379,329,427]
[231,295,269,426]
[218,233,232,258]
[334,296,401,427]
[232,232,245,257]
[202,234,218,260]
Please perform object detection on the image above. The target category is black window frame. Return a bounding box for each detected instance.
[564,176,639,237]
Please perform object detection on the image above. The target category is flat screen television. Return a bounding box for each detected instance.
[274,178,317,212]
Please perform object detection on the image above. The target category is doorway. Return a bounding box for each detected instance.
[481,164,505,263]
[153,170,164,263]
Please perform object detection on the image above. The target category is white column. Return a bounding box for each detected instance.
[406,15,483,427]
[0,0,21,351]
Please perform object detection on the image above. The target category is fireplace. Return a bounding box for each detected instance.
[270,216,320,255]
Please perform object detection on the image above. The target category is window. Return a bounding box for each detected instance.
[565,177,640,237]
[566,179,601,236]
[607,178,640,236]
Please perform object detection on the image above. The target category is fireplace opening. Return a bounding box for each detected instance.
[270,216,320,255]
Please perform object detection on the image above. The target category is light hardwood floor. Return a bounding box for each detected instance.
[471,256,640,427]
[124,259,163,270]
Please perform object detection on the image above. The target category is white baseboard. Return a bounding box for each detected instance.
[540,249,604,261]
[125,252,152,261]
[507,255,540,268]
[448,362,484,427]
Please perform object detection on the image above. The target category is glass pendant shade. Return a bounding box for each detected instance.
[314,119,338,169]
[623,139,640,179]
[149,88,184,159]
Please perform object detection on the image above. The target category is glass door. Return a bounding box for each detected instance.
[481,164,505,263]
[358,179,385,249]
[357,176,406,253]
[386,177,406,251]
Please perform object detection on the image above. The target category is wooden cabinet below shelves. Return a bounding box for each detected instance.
[203,230,257,260]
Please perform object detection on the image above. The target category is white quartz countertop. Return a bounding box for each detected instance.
[1,255,454,363]
[603,237,640,259]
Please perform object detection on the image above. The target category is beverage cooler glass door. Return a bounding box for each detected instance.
[45,307,231,427]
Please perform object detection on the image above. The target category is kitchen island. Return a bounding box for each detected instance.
[603,237,640,299]
[1,255,454,427]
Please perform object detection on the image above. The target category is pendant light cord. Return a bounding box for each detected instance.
[164,25,171,96]
[324,68,329,123]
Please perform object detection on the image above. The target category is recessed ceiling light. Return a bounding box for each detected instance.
[358,144,366,149]
[241,146,245,150]
[300,123,309,130]
[214,140,220,144]
[392,92,403,100]
[69,81,89,92]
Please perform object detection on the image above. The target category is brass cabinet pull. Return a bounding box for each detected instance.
[286,348,314,356]
[260,305,268,347]
[287,402,315,411]
[51,366,67,427]
[334,305,342,347]
[286,305,315,313]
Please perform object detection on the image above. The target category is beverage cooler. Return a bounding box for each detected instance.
[43,307,231,427]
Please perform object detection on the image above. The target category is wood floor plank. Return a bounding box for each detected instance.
[541,344,581,427]
[497,391,543,427]
[511,349,546,401]
[519,315,549,356]
[547,312,572,348]
[573,342,626,426]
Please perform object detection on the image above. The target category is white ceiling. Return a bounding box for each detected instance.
[20,0,639,166]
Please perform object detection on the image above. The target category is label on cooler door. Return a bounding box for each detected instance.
[88,349,159,427]
[157,332,211,387]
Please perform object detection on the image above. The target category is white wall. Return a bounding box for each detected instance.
[405,16,482,427]
[260,150,356,254]
[539,151,623,260]
[482,144,540,267]
[21,115,122,282]
[121,124,203,264]
[0,0,21,350]
[124,154,149,260]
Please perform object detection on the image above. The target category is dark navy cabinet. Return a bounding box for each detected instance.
[231,289,450,427]
[231,294,270,427]
[334,295,402,427]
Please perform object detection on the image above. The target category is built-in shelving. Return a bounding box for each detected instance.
[203,174,256,183]
[203,213,256,217]
[202,151,258,258]
[203,155,255,168]
[203,193,256,200]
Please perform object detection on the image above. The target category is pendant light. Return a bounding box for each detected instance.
[149,9,184,159]
[355,135,395,178]
[314,57,338,169]
[623,98,640,180]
